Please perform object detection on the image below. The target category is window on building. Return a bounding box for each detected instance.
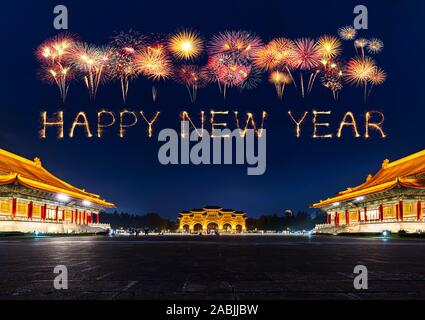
[367,208,379,221]
[46,208,56,220]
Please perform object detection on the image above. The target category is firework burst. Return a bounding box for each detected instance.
[354,38,369,57]
[208,30,263,61]
[268,70,292,100]
[174,65,208,102]
[317,35,342,59]
[338,26,357,40]
[135,47,172,81]
[169,30,203,60]
[69,43,112,100]
[345,56,377,100]
[37,34,77,102]
[367,38,384,54]
[293,38,321,97]
[109,30,146,102]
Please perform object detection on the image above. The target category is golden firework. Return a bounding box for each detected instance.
[317,35,341,59]
[369,68,386,85]
[168,30,203,60]
[135,48,172,81]
[268,70,292,99]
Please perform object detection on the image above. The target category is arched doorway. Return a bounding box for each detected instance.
[222,223,232,232]
[193,223,203,233]
[182,224,190,233]
[235,224,243,233]
[207,222,219,234]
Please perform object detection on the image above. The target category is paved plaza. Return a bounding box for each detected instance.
[0,235,424,299]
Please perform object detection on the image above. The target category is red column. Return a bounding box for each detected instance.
[84,211,87,224]
[55,206,59,221]
[358,210,361,222]
[364,207,368,222]
[41,204,46,220]
[335,212,339,226]
[417,201,422,221]
[27,201,33,220]
[345,210,349,225]
[326,213,330,224]
[11,198,16,218]
[399,200,404,221]
[379,204,384,221]
[396,204,399,220]
[96,213,100,224]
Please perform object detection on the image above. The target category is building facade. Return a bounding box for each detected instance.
[312,149,425,234]
[178,206,247,233]
[0,149,114,233]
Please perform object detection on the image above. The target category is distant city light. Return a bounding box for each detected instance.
[56,193,70,202]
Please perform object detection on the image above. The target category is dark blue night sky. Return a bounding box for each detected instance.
[0,0,424,218]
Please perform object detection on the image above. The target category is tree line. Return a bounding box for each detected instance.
[101,210,325,232]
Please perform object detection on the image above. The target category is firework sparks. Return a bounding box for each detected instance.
[174,65,208,102]
[367,38,384,54]
[338,26,357,40]
[317,35,342,59]
[268,70,292,99]
[345,56,377,100]
[293,38,321,97]
[70,44,112,100]
[208,30,263,60]
[354,38,369,57]
[135,47,172,81]
[169,30,203,60]
[37,34,77,102]
[109,30,146,102]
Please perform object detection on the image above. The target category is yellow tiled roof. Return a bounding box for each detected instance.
[0,149,115,207]
[312,149,425,208]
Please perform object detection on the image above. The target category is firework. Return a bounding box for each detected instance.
[367,38,384,54]
[293,38,321,97]
[135,47,172,81]
[208,30,263,61]
[253,38,296,70]
[321,71,343,100]
[317,35,342,59]
[367,67,386,98]
[109,30,146,102]
[174,65,208,102]
[268,70,292,99]
[36,34,77,102]
[241,67,262,90]
[69,43,112,100]
[354,38,369,57]
[338,26,357,40]
[168,30,203,60]
[345,56,376,99]
[206,53,251,98]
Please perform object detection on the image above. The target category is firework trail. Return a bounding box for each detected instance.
[135,45,172,102]
[345,56,377,100]
[68,43,112,100]
[268,70,292,100]
[109,30,146,102]
[174,65,209,102]
[36,34,76,102]
[293,38,320,98]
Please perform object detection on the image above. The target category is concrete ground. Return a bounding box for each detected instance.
[0,235,424,300]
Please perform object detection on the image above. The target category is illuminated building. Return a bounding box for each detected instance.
[312,149,425,234]
[178,206,247,233]
[0,149,114,233]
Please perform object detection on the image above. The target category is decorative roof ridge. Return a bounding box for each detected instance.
[385,149,425,169]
